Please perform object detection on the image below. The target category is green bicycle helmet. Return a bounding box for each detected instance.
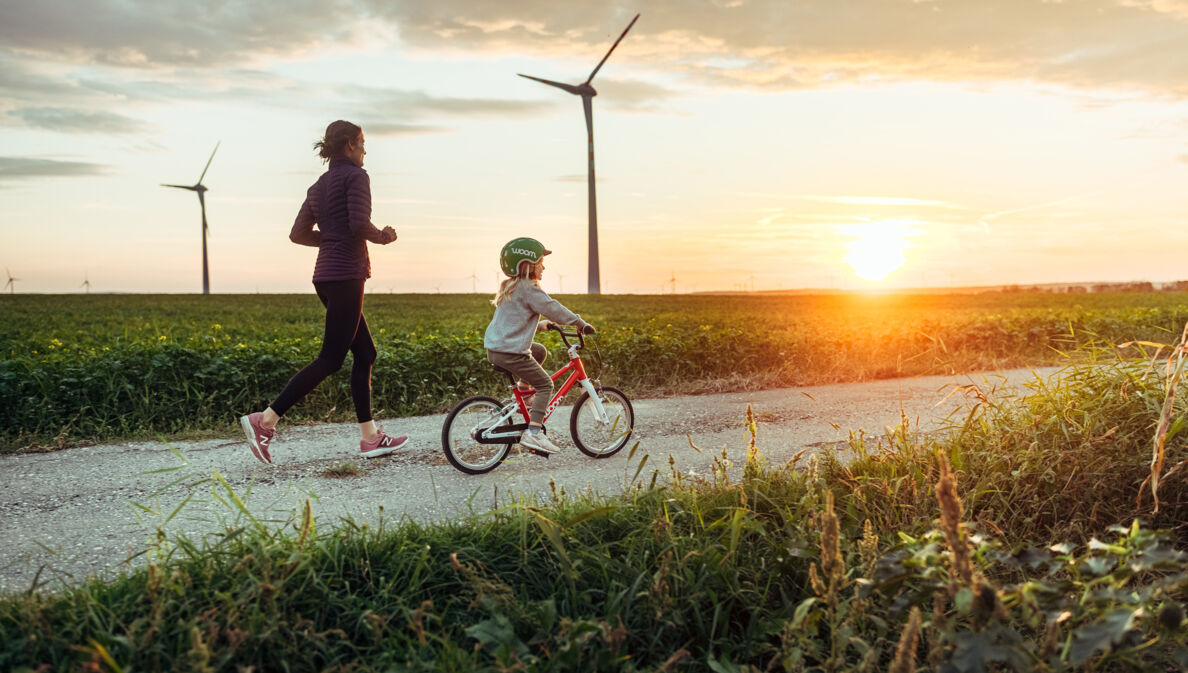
[500,237,552,277]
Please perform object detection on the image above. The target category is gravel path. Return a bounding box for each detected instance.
[0,366,1059,593]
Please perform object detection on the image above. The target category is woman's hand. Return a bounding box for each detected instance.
[381,226,397,244]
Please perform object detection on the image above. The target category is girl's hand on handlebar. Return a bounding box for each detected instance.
[537,320,555,332]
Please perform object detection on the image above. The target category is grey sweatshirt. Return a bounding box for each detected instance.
[484,282,589,354]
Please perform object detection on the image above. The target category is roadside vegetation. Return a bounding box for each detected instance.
[6,292,1188,451]
[3,337,1188,670]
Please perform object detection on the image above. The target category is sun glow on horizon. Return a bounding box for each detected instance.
[839,220,922,282]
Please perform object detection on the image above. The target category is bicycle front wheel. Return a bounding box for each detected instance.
[570,386,634,458]
[442,396,513,474]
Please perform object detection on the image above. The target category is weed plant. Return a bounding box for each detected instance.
[3,344,1188,670]
[6,292,1188,451]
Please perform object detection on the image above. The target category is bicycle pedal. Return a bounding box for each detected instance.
[525,447,551,459]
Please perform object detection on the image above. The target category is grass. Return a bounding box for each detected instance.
[7,291,1188,451]
[3,339,1188,670]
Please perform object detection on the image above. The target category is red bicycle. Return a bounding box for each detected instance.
[441,326,634,474]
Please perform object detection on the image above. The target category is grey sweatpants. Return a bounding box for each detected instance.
[487,343,550,424]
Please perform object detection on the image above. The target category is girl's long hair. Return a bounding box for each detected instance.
[492,262,539,307]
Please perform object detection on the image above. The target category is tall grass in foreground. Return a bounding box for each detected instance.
[3,347,1188,670]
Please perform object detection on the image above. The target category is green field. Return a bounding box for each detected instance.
[4,292,1188,451]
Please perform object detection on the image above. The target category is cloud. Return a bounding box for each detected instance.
[363,122,449,136]
[9,107,152,134]
[0,156,111,181]
[575,78,677,111]
[355,86,558,118]
[369,0,1188,96]
[5,1,1188,100]
[65,72,557,124]
[0,0,364,68]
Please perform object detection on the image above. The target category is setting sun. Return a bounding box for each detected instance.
[838,220,921,282]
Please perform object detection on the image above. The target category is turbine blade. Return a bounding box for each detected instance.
[161,184,195,190]
[197,141,220,184]
[585,13,639,84]
[517,73,583,95]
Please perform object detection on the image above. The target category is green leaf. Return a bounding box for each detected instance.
[1069,608,1141,666]
[1130,545,1187,571]
[955,587,975,615]
[1049,542,1077,555]
[1088,538,1128,555]
[791,597,818,629]
[707,653,743,673]
[1081,556,1115,578]
[949,631,1012,673]
[465,614,516,646]
[564,506,617,528]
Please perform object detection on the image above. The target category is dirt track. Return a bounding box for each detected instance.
[0,366,1059,592]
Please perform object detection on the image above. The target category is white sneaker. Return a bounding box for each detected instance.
[520,429,560,455]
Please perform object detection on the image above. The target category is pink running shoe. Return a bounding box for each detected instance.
[240,412,275,464]
[360,430,408,458]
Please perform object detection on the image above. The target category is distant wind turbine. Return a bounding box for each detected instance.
[162,142,220,294]
[465,270,478,293]
[518,13,640,295]
[4,268,17,294]
[557,273,564,293]
[668,271,679,294]
[81,272,91,294]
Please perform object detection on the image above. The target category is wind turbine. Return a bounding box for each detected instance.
[81,272,91,294]
[668,271,679,294]
[518,13,640,295]
[4,268,17,294]
[465,270,479,293]
[162,142,219,294]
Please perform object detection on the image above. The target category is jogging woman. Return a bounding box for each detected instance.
[240,120,407,463]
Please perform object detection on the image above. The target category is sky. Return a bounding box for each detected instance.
[1,0,1187,294]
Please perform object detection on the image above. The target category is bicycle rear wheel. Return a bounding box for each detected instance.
[442,396,514,474]
[570,386,634,458]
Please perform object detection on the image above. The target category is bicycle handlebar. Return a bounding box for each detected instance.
[547,323,585,349]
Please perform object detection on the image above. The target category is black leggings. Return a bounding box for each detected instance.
[270,279,378,423]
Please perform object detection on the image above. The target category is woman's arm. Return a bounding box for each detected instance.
[289,186,321,247]
[346,171,394,244]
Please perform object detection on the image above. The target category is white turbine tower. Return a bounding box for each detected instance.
[162,142,219,294]
[518,13,640,295]
[4,268,17,294]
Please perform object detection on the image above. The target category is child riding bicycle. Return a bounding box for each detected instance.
[484,237,595,455]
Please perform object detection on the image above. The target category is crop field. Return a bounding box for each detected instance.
[4,291,1188,451]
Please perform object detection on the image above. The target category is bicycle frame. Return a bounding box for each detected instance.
[477,333,612,443]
